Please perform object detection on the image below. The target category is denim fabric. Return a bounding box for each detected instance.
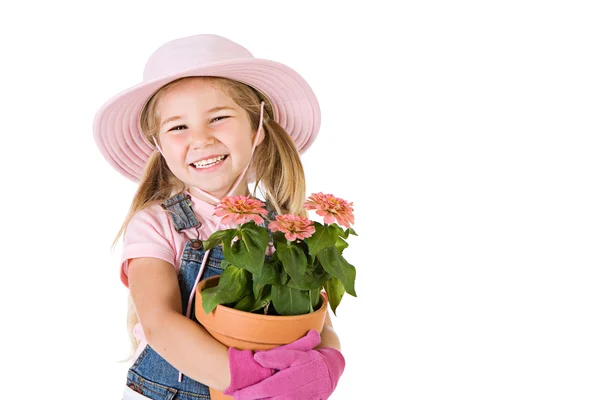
[125,193,226,399]
[160,193,201,233]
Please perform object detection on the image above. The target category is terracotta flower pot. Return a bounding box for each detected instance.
[195,275,329,400]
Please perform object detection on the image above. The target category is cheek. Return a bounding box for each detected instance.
[162,133,188,149]
[233,124,255,147]
[161,135,188,160]
[229,136,254,160]
[218,126,253,151]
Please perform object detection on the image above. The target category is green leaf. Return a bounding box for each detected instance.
[331,224,345,237]
[218,266,252,302]
[343,227,358,238]
[271,230,287,243]
[324,276,345,315]
[275,242,307,286]
[317,247,357,297]
[252,259,280,299]
[287,263,330,290]
[335,237,349,252]
[200,287,221,315]
[309,289,321,312]
[306,222,338,256]
[270,285,311,316]
[279,269,290,285]
[223,223,270,274]
[233,292,271,313]
[203,229,236,250]
[250,291,271,313]
[233,293,255,312]
[201,266,251,314]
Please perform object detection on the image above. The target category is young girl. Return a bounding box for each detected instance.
[93,34,345,400]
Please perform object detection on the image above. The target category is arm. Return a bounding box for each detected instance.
[318,311,341,352]
[128,257,231,390]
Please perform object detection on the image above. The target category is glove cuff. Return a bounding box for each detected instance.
[319,347,346,390]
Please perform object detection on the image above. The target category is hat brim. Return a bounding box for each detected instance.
[93,58,320,182]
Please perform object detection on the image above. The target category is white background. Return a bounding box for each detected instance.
[1,1,599,399]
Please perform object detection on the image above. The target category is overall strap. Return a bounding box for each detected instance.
[160,193,201,232]
[263,202,278,225]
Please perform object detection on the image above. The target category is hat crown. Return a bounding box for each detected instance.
[143,34,254,81]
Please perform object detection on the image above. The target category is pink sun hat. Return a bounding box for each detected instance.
[93,34,321,182]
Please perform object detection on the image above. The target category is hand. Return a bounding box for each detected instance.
[223,329,322,397]
[231,330,345,400]
[223,347,272,396]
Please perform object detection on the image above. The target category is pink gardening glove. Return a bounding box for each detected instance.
[223,330,322,397]
[231,330,345,400]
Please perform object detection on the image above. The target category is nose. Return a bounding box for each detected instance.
[188,125,215,148]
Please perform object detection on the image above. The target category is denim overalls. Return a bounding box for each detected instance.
[125,193,272,399]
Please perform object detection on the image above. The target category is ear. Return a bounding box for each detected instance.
[254,124,266,146]
[254,101,269,146]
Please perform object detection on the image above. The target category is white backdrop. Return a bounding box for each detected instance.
[1,1,599,399]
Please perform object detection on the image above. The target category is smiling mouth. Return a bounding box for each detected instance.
[191,155,228,169]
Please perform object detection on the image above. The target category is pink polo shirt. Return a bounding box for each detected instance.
[120,191,235,287]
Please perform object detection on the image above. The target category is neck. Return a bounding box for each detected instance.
[188,184,250,206]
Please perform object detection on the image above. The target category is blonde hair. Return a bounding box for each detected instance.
[115,76,307,361]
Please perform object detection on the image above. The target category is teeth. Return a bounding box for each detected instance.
[193,155,226,168]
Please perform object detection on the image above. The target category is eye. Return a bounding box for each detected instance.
[211,116,230,123]
[168,125,187,132]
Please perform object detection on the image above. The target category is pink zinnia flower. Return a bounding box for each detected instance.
[268,214,316,241]
[214,196,268,225]
[304,192,355,228]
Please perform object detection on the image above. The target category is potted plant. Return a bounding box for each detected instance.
[194,193,357,399]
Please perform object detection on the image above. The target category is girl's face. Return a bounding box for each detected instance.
[156,78,260,202]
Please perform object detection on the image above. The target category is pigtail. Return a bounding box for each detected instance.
[251,120,307,217]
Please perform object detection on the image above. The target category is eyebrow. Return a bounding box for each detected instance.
[161,106,236,128]
[208,106,236,113]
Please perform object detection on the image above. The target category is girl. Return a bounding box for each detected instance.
[93,34,345,399]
